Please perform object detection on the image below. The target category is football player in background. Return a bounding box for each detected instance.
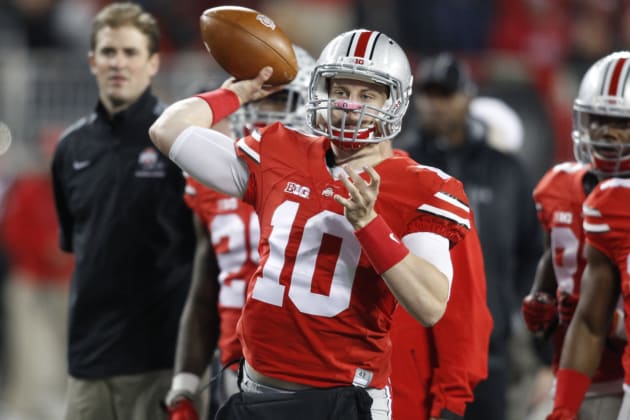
[524,164,624,416]
[542,51,630,420]
[150,28,472,420]
[390,216,492,420]
[164,46,315,420]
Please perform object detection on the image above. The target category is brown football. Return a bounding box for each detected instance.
[200,6,297,85]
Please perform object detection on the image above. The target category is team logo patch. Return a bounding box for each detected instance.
[322,187,334,198]
[553,211,573,225]
[285,182,310,199]
[135,147,165,178]
[218,197,239,211]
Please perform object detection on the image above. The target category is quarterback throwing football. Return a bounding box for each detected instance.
[150,29,472,420]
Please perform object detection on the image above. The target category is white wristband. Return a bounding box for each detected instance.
[165,372,200,407]
[171,372,200,394]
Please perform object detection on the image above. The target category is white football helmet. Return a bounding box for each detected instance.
[306,29,412,148]
[231,45,316,138]
[573,51,630,177]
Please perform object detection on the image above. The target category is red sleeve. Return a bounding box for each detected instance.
[184,175,218,225]
[429,224,493,417]
[390,224,492,419]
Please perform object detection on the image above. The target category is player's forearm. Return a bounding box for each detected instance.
[558,313,606,377]
[150,97,215,155]
[174,284,219,376]
[175,224,221,375]
[530,246,557,296]
[383,255,449,326]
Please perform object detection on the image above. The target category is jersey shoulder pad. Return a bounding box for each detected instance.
[584,177,630,234]
[533,161,589,202]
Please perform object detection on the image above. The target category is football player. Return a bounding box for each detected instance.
[150,29,472,420]
[390,218,492,420]
[541,51,630,420]
[163,46,315,420]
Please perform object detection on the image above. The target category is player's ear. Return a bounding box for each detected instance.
[148,52,160,77]
[88,51,97,76]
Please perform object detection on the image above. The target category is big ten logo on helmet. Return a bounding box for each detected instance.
[285,181,310,199]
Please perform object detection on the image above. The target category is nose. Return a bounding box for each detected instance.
[108,51,127,67]
[600,126,630,143]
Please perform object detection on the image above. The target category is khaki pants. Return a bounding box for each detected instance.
[2,277,68,420]
[578,394,623,420]
[614,389,630,420]
[64,370,172,420]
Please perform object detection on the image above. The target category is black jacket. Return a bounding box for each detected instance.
[51,89,195,378]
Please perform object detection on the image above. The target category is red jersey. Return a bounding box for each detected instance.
[391,223,492,419]
[533,162,623,383]
[0,173,73,283]
[583,177,630,386]
[234,123,471,389]
[184,176,259,368]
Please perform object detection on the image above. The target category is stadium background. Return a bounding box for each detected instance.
[0,0,627,419]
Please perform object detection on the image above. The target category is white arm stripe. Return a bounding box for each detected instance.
[417,204,471,229]
[583,221,610,233]
[582,205,602,217]
[169,126,249,197]
[237,138,261,164]
[402,232,453,298]
[435,191,469,213]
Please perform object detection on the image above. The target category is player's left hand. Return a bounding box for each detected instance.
[334,165,379,229]
[167,398,198,420]
[545,407,578,420]
[557,291,579,326]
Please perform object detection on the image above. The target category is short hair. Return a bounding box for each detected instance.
[90,2,160,55]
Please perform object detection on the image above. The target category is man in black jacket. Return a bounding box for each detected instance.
[403,53,542,420]
[51,3,194,419]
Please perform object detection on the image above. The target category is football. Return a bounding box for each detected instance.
[200,6,298,85]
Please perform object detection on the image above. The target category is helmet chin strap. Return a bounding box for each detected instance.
[330,126,376,150]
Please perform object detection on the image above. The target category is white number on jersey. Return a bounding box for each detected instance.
[251,200,362,317]
[550,226,580,294]
[210,212,260,308]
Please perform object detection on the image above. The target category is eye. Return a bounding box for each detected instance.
[100,47,116,57]
[124,48,140,58]
[331,88,347,98]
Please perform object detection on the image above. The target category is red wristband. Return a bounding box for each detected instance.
[554,368,591,413]
[195,88,240,124]
[354,215,409,275]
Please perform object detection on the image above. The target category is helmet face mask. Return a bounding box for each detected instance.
[573,51,630,177]
[306,29,412,149]
[573,111,630,176]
